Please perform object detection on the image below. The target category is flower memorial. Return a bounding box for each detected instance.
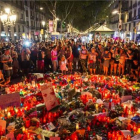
[0,73,140,140]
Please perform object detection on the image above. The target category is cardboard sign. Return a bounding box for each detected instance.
[121,95,132,103]
[0,120,6,133]
[0,93,20,109]
[41,83,59,111]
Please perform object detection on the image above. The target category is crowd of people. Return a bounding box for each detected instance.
[0,36,140,86]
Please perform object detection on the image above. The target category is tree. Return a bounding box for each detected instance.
[57,1,74,33]
[42,0,111,32]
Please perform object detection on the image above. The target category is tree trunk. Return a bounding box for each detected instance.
[60,22,63,33]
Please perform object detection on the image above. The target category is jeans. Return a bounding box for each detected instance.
[73,57,79,70]
[52,60,58,72]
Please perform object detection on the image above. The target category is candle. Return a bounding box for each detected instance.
[137,128,140,134]
[7,112,11,118]
[25,119,30,128]
[95,104,99,113]
[22,126,25,133]
[76,123,79,130]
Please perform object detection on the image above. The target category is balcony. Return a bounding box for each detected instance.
[31,26,35,30]
[36,27,40,30]
[133,3,137,8]
[127,18,132,22]
[17,20,26,25]
[129,5,132,9]
[31,16,34,20]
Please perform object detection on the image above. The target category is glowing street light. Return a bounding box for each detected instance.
[112,9,119,15]
[42,21,45,27]
[0,8,17,26]
[40,7,43,10]
[56,17,59,21]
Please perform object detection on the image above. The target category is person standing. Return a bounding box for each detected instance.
[79,45,88,73]
[119,48,126,76]
[11,46,19,76]
[72,42,80,71]
[66,45,73,73]
[51,45,58,72]
[1,46,13,84]
[103,48,111,75]
[96,44,104,74]
[37,47,45,73]
[88,48,98,74]
[21,46,31,75]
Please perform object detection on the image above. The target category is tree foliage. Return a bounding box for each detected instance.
[43,0,111,31]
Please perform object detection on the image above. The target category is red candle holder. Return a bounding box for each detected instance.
[25,118,30,128]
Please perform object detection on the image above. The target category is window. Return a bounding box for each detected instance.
[25,0,28,6]
[1,24,4,31]
[23,26,24,32]
[14,27,16,32]
[18,25,20,32]
[134,22,136,28]
[129,11,132,20]
[26,10,28,17]
[138,8,140,16]
[21,14,23,19]
[129,23,131,31]
[134,9,136,17]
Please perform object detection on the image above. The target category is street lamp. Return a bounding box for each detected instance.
[112,9,119,15]
[0,8,17,26]
[56,17,59,21]
[40,7,43,10]
[42,21,45,27]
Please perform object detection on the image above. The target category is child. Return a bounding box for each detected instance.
[59,55,68,75]
[88,48,98,74]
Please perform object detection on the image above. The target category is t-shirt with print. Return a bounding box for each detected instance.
[1,54,12,70]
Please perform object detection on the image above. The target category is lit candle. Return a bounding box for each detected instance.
[95,104,99,113]
[76,123,79,130]
[22,126,25,133]
[7,112,11,118]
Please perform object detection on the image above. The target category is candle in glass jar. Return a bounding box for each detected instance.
[25,119,30,128]
[76,123,79,130]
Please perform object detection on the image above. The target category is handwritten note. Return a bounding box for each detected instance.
[0,93,20,109]
[41,83,59,111]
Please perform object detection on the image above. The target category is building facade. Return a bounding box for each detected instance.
[109,0,140,42]
[0,0,48,42]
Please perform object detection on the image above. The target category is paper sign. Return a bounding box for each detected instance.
[41,83,59,111]
[132,134,140,140]
[0,93,20,109]
[50,137,60,140]
[41,129,55,138]
[47,122,56,131]
[121,130,131,138]
[0,120,6,132]
[32,73,44,79]
[121,95,132,103]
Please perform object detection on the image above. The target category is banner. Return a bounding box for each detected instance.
[0,92,20,109]
[41,83,59,111]
[49,20,53,32]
